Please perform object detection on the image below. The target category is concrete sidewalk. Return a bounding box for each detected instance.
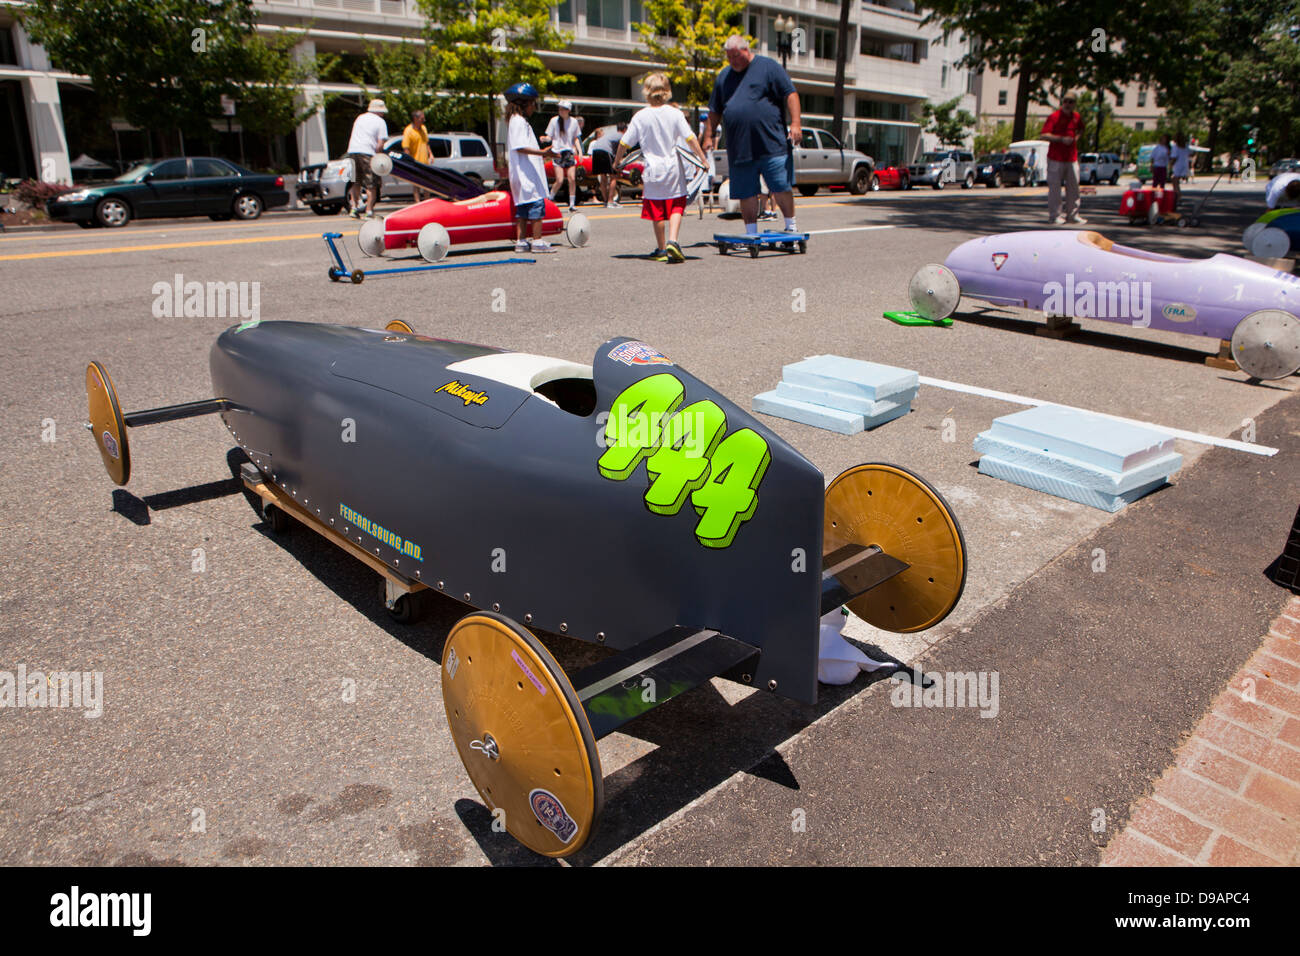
[609,390,1300,866]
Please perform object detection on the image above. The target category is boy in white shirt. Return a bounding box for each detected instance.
[613,74,709,263]
[345,99,389,220]
[503,83,557,253]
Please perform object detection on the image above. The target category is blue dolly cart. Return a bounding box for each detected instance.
[714,231,809,258]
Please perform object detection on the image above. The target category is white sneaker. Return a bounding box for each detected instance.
[529,240,557,253]
[515,241,530,253]
[1066,215,1088,225]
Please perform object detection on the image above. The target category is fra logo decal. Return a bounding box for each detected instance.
[437,380,490,406]
[1161,303,1197,323]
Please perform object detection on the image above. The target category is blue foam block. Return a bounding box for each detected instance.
[978,456,1169,512]
[863,403,911,430]
[753,391,864,434]
[973,434,1182,493]
[776,380,918,417]
[984,405,1174,473]
[782,355,918,402]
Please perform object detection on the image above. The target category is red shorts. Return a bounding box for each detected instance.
[641,196,687,221]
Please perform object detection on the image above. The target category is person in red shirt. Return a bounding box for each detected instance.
[1041,92,1085,225]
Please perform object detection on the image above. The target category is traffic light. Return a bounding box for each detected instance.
[1247,126,1259,154]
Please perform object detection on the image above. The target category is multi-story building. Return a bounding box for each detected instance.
[974,66,1166,139]
[2,0,975,182]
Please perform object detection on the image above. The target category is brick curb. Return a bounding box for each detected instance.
[1102,595,1300,866]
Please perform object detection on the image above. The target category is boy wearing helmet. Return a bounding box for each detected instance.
[504,83,557,253]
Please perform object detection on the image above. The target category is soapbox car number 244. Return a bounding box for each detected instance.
[598,373,772,549]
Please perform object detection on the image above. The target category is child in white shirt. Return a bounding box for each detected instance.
[613,74,708,263]
[504,85,556,253]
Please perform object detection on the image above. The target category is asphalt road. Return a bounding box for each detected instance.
[0,179,1295,866]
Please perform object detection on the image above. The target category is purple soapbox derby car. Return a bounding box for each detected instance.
[908,230,1300,380]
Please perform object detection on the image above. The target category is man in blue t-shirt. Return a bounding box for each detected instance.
[703,34,803,234]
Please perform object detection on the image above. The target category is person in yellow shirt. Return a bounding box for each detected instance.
[402,109,432,202]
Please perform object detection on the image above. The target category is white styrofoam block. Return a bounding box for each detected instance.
[753,391,864,434]
[783,355,918,402]
[863,403,912,430]
[973,434,1183,493]
[984,405,1174,473]
[978,455,1170,512]
[776,380,918,417]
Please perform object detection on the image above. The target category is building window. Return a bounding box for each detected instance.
[860,32,918,63]
[997,89,1007,106]
[588,0,625,31]
[747,12,761,44]
[855,99,909,121]
[0,26,16,66]
[1137,89,1147,107]
[1115,91,1124,107]
[999,65,1009,78]
[814,26,837,60]
[804,94,835,115]
[629,0,644,24]
[555,0,574,24]
[940,63,948,87]
[1135,121,1144,131]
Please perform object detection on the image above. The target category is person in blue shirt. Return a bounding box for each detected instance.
[702,34,803,236]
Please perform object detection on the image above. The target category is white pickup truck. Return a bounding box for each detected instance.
[710,127,877,195]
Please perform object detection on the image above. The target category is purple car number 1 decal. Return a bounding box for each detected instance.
[597,372,771,548]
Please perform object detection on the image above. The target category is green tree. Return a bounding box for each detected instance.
[637,0,749,127]
[353,41,467,133]
[973,117,1012,155]
[918,2,1172,143]
[22,0,330,157]
[921,96,975,147]
[416,0,575,157]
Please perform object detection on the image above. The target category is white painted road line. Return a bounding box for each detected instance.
[918,375,1280,456]
[805,225,896,236]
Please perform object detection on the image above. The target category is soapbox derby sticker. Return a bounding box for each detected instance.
[991,252,1008,271]
[608,341,673,367]
[101,431,119,459]
[529,788,579,843]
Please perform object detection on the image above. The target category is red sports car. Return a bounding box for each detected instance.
[872,165,910,190]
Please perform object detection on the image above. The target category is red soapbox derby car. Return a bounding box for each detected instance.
[357,150,591,261]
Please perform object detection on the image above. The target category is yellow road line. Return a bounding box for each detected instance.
[0,230,359,262]
[0,216,331,243]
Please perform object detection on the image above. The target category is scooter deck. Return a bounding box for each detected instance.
[714,232,809,257]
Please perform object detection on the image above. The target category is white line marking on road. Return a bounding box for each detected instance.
[918,375,1280,456]
[805,225,896,236]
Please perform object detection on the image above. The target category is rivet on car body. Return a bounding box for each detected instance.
[492,602,500,612]
[525,613,533,623]
[767,680,778,691]
[560,623,568,632]
[596,631,606,642]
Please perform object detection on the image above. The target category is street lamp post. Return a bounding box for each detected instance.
[775,16,793,70]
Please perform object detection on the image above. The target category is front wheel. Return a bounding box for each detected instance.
[933,179,945,190]
[232,193,262,220]
[95,197,131,228]
[869,174,881,192]
[1110,172,1120,185]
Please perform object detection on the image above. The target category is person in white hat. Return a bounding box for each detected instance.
[543,100,583,211]
[345,98,390,219]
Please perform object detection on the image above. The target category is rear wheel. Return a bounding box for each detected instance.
[311,202,344,216]
[1110,172,1120,185]
[232,193,263,220]
[798,184,819,197]
[962,173,974,189]
[849,167,872,195]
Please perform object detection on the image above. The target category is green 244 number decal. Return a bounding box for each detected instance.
[598,373,771,548]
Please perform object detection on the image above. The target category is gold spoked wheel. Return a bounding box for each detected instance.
[824,463,967,633]
[384,319,415,334]
[86,361,130,486]
[442,612,603,858]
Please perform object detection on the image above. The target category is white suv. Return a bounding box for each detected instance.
[1079,152,1122,185]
